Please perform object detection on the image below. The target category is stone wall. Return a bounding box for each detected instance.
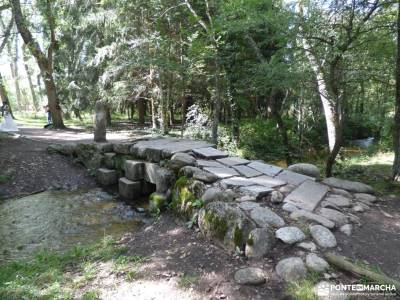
[48,137,378,284]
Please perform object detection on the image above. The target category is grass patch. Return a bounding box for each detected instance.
[0,236,144,300]
[178,274,199,289]
[286,272,321,300]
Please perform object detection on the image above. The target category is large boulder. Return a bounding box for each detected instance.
[288,163,320,178]
[275,257,307,281]
[169,153,196,170]
[305,253,329,272]
[234,267,265,285]
[323,177,374,194]
[179,166,218,183]
[275,226,306,244]
[198,201,255,252]
[245,228,275,258]
[310,225,337,248]
[250,207,285,228]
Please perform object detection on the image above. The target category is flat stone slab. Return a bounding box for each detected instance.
[203,166,239,179]
[250,175,286,188]
[284,180,329,211]
[196,160,224,168]
[290,210,335,229]
[247,161,282,177]
[161,140,215,157]
[324,195,352,207]
[217,157,249,166]
[240,185,273,199]
[221,177,255,188]
[192,147,228,159]
[233,165,262,178]
[275,170,315,186]
[322,177,374,194]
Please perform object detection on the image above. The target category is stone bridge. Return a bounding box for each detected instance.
[48,137,377,283]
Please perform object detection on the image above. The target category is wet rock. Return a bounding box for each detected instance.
[290,210,335,229]
[198,201,255,252]
[125,160,144,181]
[322,177,374,194]
[339,224,353,236]
[318,208,348,226]
[310,225,337,248]
[245,228,275,258]
[288,163,320,178]
[306,253,329,272]
[270,191,284,204]
[250,207,285,228]
[297,241,317,252]
[180,166,218,183]
[275,226,306,244]
[93,101,107,142]
[169,152,196,170]
[234,267,265,285]
[96,168,117,186]
[276,257,307,281]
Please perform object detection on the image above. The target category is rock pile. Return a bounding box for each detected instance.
[48,137,377,292]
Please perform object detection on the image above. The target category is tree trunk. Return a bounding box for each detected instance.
[0,73,15,118]
[393,0,400,181]
[22,47,39,111]
[211,62,222,144]
[137,98,145,125]
[11,0,65,128]
[8,37,22,110]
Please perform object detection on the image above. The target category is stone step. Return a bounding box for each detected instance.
[284,180,329,212]
[96,168,117,186]
[192,147,228,159]
[118,177,141,200]
[217,157,249,166]
[275,170,315,186]
[247,161,282,177]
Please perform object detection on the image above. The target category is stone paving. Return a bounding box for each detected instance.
[48,137,377,289]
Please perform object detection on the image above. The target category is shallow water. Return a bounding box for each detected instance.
[0,188,145,262]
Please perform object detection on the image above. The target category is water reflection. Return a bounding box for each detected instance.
[0,188,145,262]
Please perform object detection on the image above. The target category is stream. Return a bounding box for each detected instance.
[0,188,148,263]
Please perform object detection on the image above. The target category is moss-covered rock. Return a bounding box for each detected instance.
[149,192,169,215]
[198,201,256,253]
[171,176,199,218]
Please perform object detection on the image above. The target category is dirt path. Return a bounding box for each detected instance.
[0,133,96,199]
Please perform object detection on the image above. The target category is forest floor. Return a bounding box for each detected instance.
[1,127,400,299]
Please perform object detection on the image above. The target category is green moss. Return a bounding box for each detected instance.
[114,155,135,171]
[232,225,244,248]
[149,192,167,215]
[171,176,198,218]
[203,211,228,241]
[247,235,254,246]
